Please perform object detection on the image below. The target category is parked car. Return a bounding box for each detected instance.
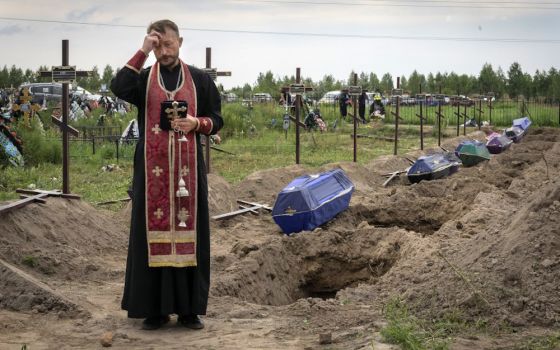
[19,82,63,104]
[253,93,273,103]
[318,90,341,104]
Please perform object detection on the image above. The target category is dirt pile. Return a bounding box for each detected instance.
[212,127,560,329]
[0,127,558,349]
[0,198,127,314]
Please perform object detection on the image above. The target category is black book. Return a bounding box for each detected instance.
[160,100,188,131]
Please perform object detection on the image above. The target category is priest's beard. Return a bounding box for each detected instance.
[159,56,180,70]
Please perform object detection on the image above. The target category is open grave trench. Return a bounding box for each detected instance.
[211,176,487,306]
[212,128,560,308]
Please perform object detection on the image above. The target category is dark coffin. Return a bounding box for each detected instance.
[272,169,354,235]
[486,133,513,154]
[455,140,491,167]
[407,153,460,184]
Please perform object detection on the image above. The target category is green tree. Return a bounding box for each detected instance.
[368,73,380,91]
[478,63,500,95]
[9,65,24,87]
[0,65,9,88]
[380,73,393,94]
[507,62,526,98]
[101,65,114,91]
[89,66,101,92]
[407,70,426,95]
[254,71,278,94]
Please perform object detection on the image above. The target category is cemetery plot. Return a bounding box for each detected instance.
[1,127,559,349]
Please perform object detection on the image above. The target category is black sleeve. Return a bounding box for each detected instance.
[110,67,144,107]
[192,67,224,136]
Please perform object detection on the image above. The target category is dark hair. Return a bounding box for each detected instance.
[147,19,180,37]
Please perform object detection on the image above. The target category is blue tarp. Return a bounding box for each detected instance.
[272,168,354,234]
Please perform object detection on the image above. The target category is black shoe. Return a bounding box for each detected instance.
[141,315,170,330]
[178,314,204,330]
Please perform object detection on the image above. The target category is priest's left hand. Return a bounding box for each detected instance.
[171,115,199,133]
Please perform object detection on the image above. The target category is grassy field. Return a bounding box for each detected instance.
[1,101,558,206]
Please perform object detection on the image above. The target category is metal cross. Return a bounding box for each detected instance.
[165,101,187,121]
[177,207,190,223]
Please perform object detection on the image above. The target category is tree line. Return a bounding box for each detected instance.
[2,61,560,102]
[0,64,117,93]
[229,62,560,102]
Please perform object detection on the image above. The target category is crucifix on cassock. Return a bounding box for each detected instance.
[39,39,91,195]
[201,47,231,173]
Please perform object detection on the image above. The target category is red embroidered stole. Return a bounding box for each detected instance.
[144,61,198,267]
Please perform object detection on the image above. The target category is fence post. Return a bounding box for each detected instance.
[92,135,95,155]
[115,138,119,162]
[558,101,559,125]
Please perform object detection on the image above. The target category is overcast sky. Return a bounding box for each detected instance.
[1,0,559,90]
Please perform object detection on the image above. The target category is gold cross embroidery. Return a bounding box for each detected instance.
[202,119,209,127]
[152,166,163,177]
[164,101,187,121]
[151,124,161,135]
[177,207,189,223]
[154,208,164,219]
[181,166,189,177]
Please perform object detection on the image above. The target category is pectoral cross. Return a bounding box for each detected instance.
[165,101,187,121]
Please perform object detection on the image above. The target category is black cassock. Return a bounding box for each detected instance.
[111,63,223,318]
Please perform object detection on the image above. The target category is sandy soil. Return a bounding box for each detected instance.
[0,127,559,349]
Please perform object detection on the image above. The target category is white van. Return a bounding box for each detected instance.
[318,90,341,104]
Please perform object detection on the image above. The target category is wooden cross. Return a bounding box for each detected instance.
[415,90,427,150]
[391,77,404,155]
[283,68,313,165]
[434,90,445,146]
[165,101,187,121]
[344,73,364,162]
[38,39,91,195]
[202,47,231,174]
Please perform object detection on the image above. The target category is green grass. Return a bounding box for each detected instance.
[380,299,452,350]
[511,334,560,350]
[1,102,558,207]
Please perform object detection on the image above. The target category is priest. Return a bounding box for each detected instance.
[111,19,223,330]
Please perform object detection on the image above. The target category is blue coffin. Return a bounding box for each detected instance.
[272,169,354,235]
[407,153,461,183]
[513,117,531,131]
[504,126,524,143]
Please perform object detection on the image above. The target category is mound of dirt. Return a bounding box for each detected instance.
[212,127,560,329]
[0,198,128,281]
[0,258,83,316]
[0,127,558,349]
